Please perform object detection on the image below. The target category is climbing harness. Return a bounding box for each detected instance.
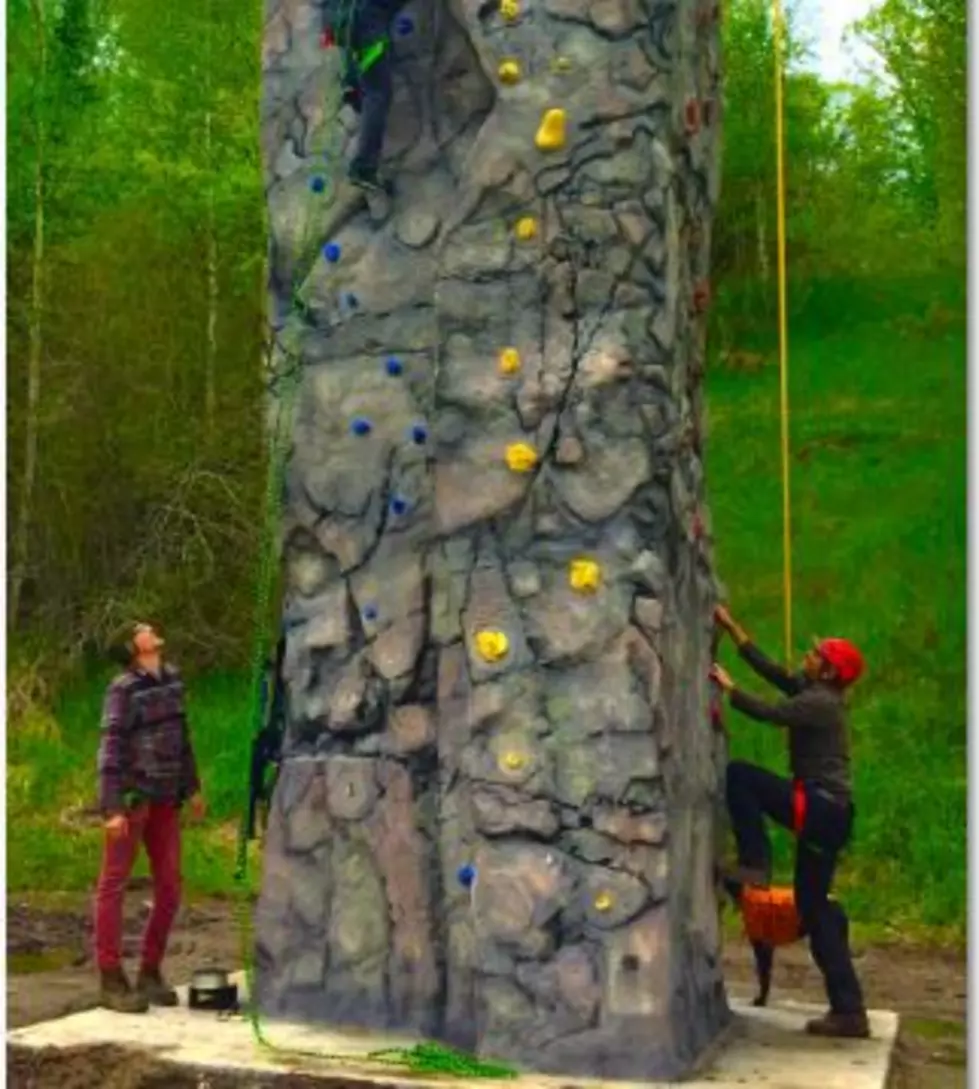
[791,777,807,836]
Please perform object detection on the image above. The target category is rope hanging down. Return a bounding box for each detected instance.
[228,26,517,1079]
[771,0,793,664]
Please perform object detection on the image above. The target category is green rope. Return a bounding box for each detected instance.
[228,41,519,1081]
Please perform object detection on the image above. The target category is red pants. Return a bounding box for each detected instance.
[94,801,182,972]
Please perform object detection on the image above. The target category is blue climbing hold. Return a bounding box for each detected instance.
[310,175,326,193]
[390,495,409,517]
[324,242,341,263]
[346,292,359,308]
[396,14,413,35]
[410,423,428,445]
[457,863,477,889]
[351,417,372,436]
[363,604,378,622]
[386,356,403,376]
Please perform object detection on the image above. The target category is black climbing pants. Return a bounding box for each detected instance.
[344,0,405,177]
[726,760,866,1015]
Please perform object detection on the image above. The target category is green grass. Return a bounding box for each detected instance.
[7,273,967,940]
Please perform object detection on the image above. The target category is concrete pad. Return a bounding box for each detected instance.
[8,975,898,1089]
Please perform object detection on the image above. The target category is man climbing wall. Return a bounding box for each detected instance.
[320,0,407,195]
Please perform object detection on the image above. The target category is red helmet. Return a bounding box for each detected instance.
[817,638,865,686]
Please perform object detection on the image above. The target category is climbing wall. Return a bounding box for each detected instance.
[255,0,729,1078]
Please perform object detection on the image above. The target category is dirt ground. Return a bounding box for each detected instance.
[6,893,967,1089]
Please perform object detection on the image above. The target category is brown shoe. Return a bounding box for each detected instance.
[136,966,179,1007]
[805,1011,871,1039]
[99,968,149,1013]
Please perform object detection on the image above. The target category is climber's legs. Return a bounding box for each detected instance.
[347,0,404,190]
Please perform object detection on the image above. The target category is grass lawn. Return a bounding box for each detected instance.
[7,274,967,942]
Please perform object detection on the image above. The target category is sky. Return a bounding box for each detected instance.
[795,0,882,81]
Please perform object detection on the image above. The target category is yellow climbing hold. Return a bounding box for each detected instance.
[500,0,519,19]
[593,891,614,912]
[535,108,567,152]
[505,442,538,472]
[498,59,521,85]
[550,56,572,73]
[500,750,526,771]
[569,557,601,593]
[475,629,510,662]
[514,216,538,241]
[499,347,521,375]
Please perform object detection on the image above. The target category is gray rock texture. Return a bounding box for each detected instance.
[255,0,730,1077]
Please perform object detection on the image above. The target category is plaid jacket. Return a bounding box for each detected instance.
[97,664,200,814]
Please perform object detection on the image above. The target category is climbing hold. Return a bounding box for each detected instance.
[395,13,413,34]
[310,175,326,193]
[345,292,359,308]
[535,108,567,152]
[363,604,378,622]
[323,242,341,263]
[475,630,510,662]
[514,216,538,241]
[350,417,372,436]
[505,442,538,472]
[692,280,711,314]
[568,558,601,593]
[500,0,519,20]
[390,495,409,517]
[549,55,572,74]
[411,423,428,445]
[500,750,526,772]
[498,59,521,85]
[457,863,477,889]
[498,347,521,375]
[692,511,705,540]
[593,891,614,913]
[386,356,403,376]
[684,98,702,136]
[320,28,336,48]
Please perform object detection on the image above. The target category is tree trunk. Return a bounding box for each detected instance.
[203,0,218,434]
[255,0,728,1079]
[11,0,48,626]
[204,111,218,434]
[755,184,769,283]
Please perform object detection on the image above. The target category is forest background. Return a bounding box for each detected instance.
[5,0,967,940]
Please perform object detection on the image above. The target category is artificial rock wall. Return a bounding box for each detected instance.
[255,0,730,1078]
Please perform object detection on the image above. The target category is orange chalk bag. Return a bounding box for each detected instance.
[741,885,802,947]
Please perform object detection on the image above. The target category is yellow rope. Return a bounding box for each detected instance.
[771,0,793,663]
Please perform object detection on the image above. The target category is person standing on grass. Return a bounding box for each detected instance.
[710,603,870,1040]
[94,622,206,1013]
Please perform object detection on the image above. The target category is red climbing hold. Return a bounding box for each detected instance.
[320,28,335,47]
[685,98,701,136]
[692,510,705,540]
[693,280,711,314]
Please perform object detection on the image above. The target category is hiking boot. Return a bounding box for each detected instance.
[805,1011,871,1039]
[347,163,394,198]
[136,966,179,1007]
[99,968,149,1013]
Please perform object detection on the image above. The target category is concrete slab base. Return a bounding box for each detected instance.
[7,975,898,1089]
